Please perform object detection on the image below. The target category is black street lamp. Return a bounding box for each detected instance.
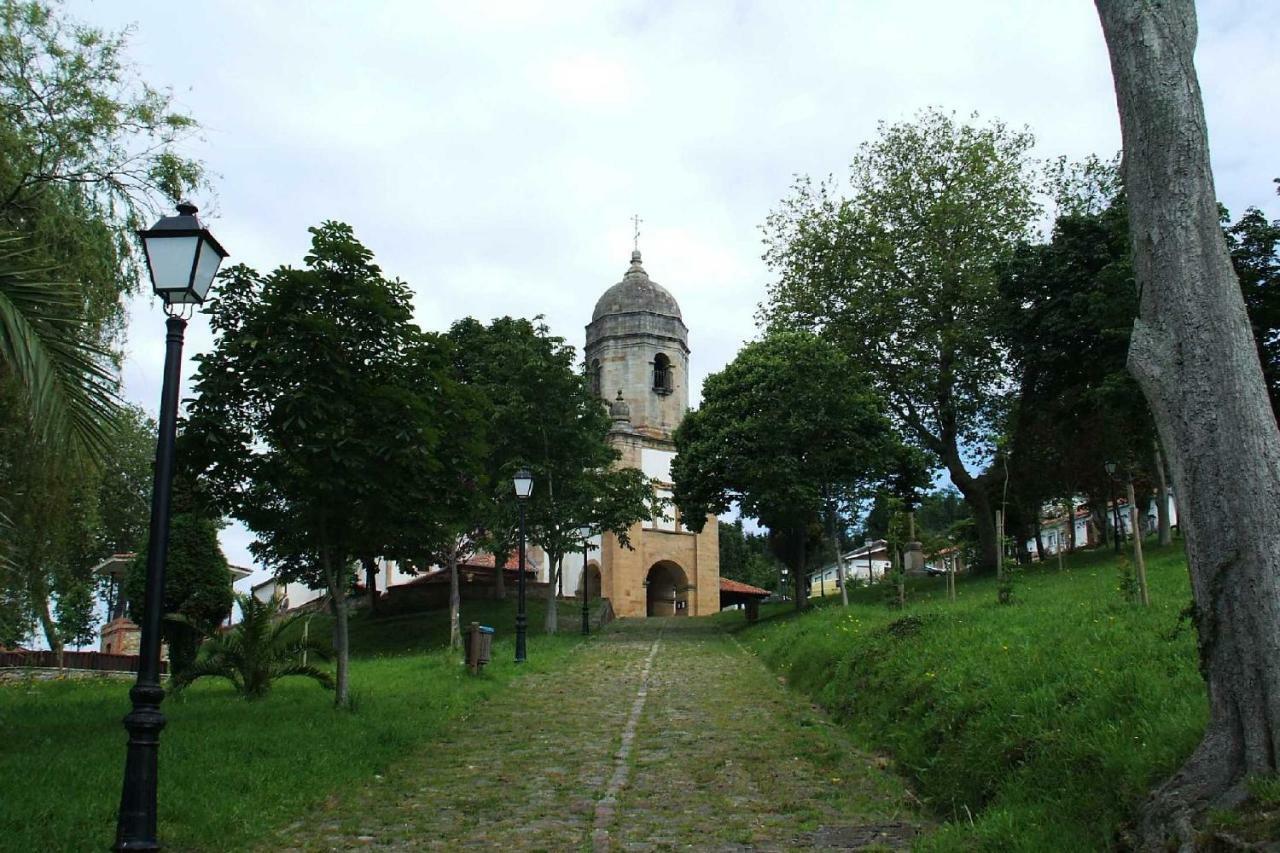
[577,524,592,636]
[513,468,533,663]
[117,202,227,850]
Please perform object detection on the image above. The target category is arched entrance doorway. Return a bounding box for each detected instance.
[646,561,689,617]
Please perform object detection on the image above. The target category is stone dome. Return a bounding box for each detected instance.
[591,251,682,322]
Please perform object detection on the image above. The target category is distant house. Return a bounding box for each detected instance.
[246,547,546,617]
[1030,492,1178,557]
[807,539,893,596]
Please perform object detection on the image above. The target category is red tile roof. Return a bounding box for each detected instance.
[719,578,771,597]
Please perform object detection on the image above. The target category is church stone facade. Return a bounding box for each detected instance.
[584,250,719,618]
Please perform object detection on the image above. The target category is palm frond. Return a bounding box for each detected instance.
[0,235,123,461]
[170,653,242,694]
[268,662,335,690]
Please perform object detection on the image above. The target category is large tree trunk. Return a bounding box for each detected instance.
[1153,441,1173,546]
[1097,0,1280,844]
[949,469,998,573]
[33,581,63,668]
[322,548,350,709]
[791,528,808,612]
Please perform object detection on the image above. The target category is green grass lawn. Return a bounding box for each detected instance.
[728,542,1227,851]
[0,596,583,852]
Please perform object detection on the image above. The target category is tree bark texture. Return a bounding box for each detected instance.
[1154,441,1174,546]
[791,529,808,612]
[34,585,63,667]
[448,551,461,650]
[951,470,999,573]
[1097,0,1280,844]
[322,548,350,709]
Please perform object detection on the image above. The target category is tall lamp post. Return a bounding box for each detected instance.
[577,524,592,635]
[513,468,533,663]
[116,202,227,850]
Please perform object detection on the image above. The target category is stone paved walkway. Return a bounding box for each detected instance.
[275,618,925,851]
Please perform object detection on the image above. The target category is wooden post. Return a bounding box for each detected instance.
[995,510,1004,581]
[1126,478,1151,606]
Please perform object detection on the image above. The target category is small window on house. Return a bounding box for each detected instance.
[652,353,673,395]
[590,359,602,397]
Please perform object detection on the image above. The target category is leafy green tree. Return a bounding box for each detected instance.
[445,316,552,601]
[673,330,899,610]
[174,593,332,699]
[0,1,204,309]
[718,520,750,579]
[0,424,101,657]
[96,405,156,554]
[764,108,1039,573]
[445,316,658,631]
[0,0,205,644]
[388,335,490,648]
[125,514,233,680]
[996,193,1155,547]
[0,0,205,457]
[185,223,460,708]
[1225,183,1280,419]
[719,520,784,593]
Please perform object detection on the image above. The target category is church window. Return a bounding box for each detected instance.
[590,359,602,396]
[652,353,673,395]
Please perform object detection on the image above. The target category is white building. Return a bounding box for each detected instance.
[808,539,893,596]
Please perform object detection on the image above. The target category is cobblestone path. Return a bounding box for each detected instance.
[275,618,925,851]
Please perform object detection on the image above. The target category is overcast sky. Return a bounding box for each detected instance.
[66,0,1280,589]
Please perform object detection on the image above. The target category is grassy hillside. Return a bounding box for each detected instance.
[291,595,587,657]
[730,543,1223,850]
[0,596,583,851]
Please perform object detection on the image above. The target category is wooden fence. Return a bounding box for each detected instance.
[0,650,166,674]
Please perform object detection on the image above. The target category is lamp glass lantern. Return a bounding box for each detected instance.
[138,202,228,306]
[1104,460,1118,476]
[513,468,534,500]
[576,524,592,540]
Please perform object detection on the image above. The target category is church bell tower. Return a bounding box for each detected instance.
[583,249,719,618]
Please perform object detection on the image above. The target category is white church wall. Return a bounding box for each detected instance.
[560,536,601,598]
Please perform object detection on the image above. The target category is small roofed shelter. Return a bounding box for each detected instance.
[94,553,251,652]
[720,577,771,622]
